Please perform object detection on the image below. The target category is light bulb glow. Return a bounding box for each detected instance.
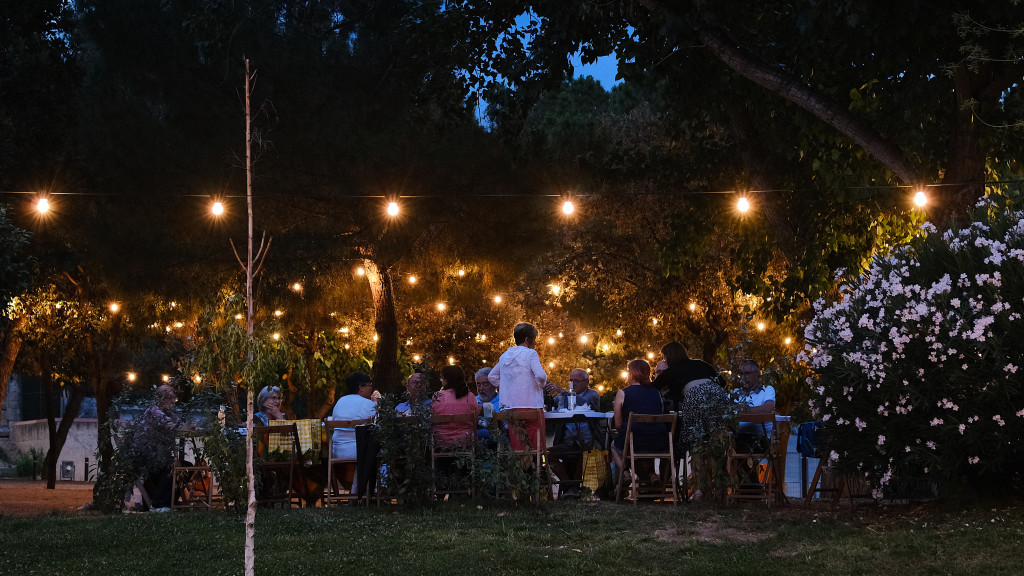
[36,198,50,214]
[274,310,283,317]
[174,322,183,328]
[914,190,928,207]
[579,335,588,344]
[756,322,766,331]
[408,276,417,284]
[547,337,555,345]
[688,302,696,311]
[784,337,792,345]
[562,200,575,215]
[548,362,555,368]
[413,354,420,362]
[436,302,446,312]
[493,295,502,304]
[235,314,244,320]
[647,352,655,360]
[162,375,170,382]
[387,201,399,216]
[737,197,750,213]
[602,344,609,351]
[272,333,281,341]
[109,303,120,313]
[127,372,137,382]
[292,282,302,292]
[616,329,622,336]
[621,371,628,379]
[356,267,365,276]
[448,356,455,365]
[458,269,465,277]
[211,201,224,216]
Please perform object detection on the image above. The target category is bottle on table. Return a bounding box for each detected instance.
[567,386,576,411]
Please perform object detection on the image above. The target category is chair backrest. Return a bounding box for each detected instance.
[324,418,372,431]
[431,413,478,425]
[493,410,544,425]
[253,424,302,457]
[623,413,677,448]
[736,412,777,439]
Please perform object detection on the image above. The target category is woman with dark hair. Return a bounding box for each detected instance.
[432,365,480,448]
[611,359,668,473]
[653,341,719,412]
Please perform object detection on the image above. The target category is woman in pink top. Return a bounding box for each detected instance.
[432,365,480,449]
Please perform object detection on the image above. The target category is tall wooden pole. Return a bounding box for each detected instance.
[243,57,257,576]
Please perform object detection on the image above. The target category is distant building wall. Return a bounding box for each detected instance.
[11,418,98,482]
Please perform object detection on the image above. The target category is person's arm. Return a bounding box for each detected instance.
[529,350,548,391]
[613,389,625,429]
[488,362,501,388]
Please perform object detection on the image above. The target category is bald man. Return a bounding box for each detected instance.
[550,369,602,499]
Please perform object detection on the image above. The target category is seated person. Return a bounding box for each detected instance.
[396,372,432,415]
[132,384,186,511]
[432,365,480,449]
[612,359,668,484]
[653,341,720,413]
[328,372,377,492]
[475,367,500,423]
[254,386,286,426]
[732,359,776,453]
[549,369,601,498]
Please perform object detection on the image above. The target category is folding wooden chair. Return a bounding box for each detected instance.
[171,432,213,510]
[252,424,301,508]
[430,413,477,500]
[494,409,551,504]
[727,413,787,508]
[615,413,679,505]
[323,418,372,506]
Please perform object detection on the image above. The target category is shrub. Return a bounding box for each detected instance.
[803,195,1024,497]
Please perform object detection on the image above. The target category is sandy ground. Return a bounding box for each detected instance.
[0,479,95,516]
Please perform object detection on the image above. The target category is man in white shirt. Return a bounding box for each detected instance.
[488,323,560,450]
[330,372,376,459]
[733,360,776,452]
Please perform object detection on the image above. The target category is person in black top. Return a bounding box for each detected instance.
[652,341,719,412]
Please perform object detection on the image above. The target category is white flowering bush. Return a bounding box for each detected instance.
[802,196,1024,497]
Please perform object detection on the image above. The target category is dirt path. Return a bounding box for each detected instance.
[0,479,94,516]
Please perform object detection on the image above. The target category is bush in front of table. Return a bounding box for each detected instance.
[803,194,1024,497]
[96,388,247,512]
[374,393,434,505]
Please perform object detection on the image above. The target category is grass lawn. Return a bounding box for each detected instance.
[1,501,1021,576]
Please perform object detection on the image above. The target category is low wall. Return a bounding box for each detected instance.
[10,419,98,482]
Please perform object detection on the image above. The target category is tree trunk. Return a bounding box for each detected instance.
[91,317,122,490]
[364,259,402,395]
[0,316,25,421]
[43,385,85,489]
[936,64,993,226]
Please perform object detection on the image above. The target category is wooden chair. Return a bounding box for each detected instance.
[430,413,477,500]
[171,432,214,510]
[494,410,551,504]
[323,418,372,506]
[726,413,786,508]
[615,413,679,506]
[252,424,302,508]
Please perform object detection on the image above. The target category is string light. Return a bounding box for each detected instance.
[386,201,399,216]
[408,276,417,284]
[737,196,750,213]
[913,190,928,207]
[174,322,183,328]
[647,352,655,360]
[193,374,202,384]
[652,318,658,326]
[549,284,561,296]
[373,334,379,341]
[35,198,50,214]
[757,322,766,331]
[458,269,465,277]
[558,332,563,338]
[413,354,420,361]
[162,375,170,382]
[547,337,555,345]
[235,314,244,320]
[356,267,365,276]
[597,385,605,392]
[436,302,446,312]
[448,356,455,365]
[126,372,137,382]
[493,295,502,304]
[602,344,609,351]
[548,361,555,368]
[615,329,622,336]
[562,200,575,215]
[272,333,281,341]
[345,344,350,350]
[170,302,176,308]
[291,282,302,292]
[274,310,283,317]
[211,201,224,216]
[579,335,589,344]
[620,371,628,379]
[109,303,120,313]
[784,337,792,345]
[688,302,696,311]
[340,327,349,333]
